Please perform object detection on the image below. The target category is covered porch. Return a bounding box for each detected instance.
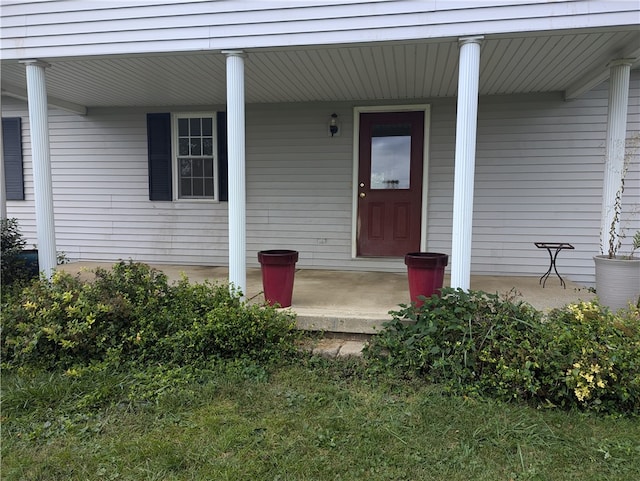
[58,261,594,334]
[2,1,638,301]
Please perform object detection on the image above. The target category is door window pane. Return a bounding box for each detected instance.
[370,123,411,189]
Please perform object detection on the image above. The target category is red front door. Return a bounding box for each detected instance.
[357,111,424,257]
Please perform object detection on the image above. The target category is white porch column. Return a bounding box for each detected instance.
[0,115,6,219]
[450,37,483,290]
[21,59,57,278]
[223,50,247,295]
[600,59,632,256]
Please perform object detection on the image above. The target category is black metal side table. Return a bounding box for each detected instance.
[534,242,574,288]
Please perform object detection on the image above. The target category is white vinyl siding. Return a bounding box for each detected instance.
[2,98,230,265]
[3,70,639,286]
[428,75,639,283]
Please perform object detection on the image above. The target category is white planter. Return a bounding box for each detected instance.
[593,255,640,311]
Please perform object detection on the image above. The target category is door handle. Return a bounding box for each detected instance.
[359,192,366,198]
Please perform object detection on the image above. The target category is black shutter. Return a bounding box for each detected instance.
[147,113,172,201]
[217,111,228,202]
[2,117,24,201]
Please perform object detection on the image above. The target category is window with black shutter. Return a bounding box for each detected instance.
[2,117,24,201]
[147,112,228,202]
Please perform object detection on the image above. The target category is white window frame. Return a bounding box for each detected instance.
[171,112,219,202]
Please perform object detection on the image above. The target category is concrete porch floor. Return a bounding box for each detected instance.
[58,261,595,335]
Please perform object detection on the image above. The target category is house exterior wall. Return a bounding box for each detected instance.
[3,71,639,285]
[2,0,635,59]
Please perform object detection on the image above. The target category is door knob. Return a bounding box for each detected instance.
[359,192,366,198]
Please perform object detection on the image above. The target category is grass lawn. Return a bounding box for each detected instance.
[2,357,639,481]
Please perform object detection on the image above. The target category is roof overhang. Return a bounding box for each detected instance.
[2,27,639,112]
[1,0,639,111]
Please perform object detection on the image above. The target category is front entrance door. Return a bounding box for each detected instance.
[357,111,424,257]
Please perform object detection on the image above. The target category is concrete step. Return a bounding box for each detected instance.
[298,334,369,358]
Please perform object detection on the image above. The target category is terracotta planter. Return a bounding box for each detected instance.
[405,252,449,307]
[257,250,299,307]
[594,255,640,311]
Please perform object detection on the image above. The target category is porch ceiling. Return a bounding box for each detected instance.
[1,28,639,109]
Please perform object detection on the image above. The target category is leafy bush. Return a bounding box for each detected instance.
[1,261,299,370]
[364,289,640,415]
[1,217,27,285]
[544,301,640,414]
[364,289,543,391]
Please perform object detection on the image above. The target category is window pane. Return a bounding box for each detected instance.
[370,123,412,190]
[204,178,214,197]
[179,138,189,156]
[180,158,192,176]
[202,118,213,136]
[191,138,202,156]
[178,118,189,137]
[204,159,214,176]
[180,178,192,197]
[191,158,203,175]
[190,118,201,136]
[203,137,213,156]
[372,123,411,137]
[192,179,204,197]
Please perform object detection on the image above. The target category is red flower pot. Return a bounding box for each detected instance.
[405,252,449,307]
[257,250,299,307]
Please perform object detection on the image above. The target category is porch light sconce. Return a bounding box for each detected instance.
[329,113,339,137]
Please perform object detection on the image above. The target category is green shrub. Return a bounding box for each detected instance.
[364,289,640,415]
[1,261,299,370]
[1,217,27,285]
[364,289,544,393]
[543,301,640,414]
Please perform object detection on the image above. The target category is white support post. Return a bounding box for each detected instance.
[21,59,57,278]
[451,36,483,290]
[600,59,632,256]
[223,50,247,296]
[0,110,6,219]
